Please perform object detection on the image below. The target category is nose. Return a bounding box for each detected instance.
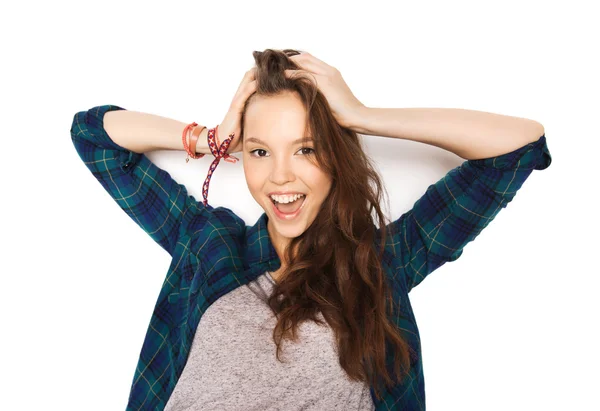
[269,157,296,186]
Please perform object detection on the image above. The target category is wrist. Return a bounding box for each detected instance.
[195,127,212,155]
[347,105,372,135]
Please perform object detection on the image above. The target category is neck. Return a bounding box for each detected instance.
[267,220,293,268]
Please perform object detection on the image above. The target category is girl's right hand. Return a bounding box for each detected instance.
[216,67,257,154]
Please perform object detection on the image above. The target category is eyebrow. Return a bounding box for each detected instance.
[245,136,314,146]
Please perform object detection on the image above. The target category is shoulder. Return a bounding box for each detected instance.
[184,202,246,250]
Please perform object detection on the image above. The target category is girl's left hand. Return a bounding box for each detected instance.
[285,52,366,129]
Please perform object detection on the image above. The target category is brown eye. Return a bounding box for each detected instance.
[299,147,315,155]
[249,149,268,157]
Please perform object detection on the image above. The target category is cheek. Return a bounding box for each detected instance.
[305,168,332,197]
[244,163,265,195]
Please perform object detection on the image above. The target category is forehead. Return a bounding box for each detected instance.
[244,93,310,144]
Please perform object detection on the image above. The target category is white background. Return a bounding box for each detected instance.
[2,0,598,410]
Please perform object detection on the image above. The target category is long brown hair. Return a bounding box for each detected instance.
[239,48,416,400]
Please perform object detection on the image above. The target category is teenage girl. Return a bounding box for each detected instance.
[71,48,551,410]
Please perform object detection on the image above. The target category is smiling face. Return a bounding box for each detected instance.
[243,91,333,258]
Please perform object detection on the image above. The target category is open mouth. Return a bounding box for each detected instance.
[270,194,306,215]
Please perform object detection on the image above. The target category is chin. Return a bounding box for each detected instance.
[268,212,309,241]
[276,224,306,239]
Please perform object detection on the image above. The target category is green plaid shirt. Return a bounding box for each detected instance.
[71,104,552,410]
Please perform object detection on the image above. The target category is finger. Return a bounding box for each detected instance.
[239,67,256,85]
[293,59,329,76]
[289,53,331,74]
[234,68,257,94]
[245,79,257,95]
[235,79,256,103]
[232,79,257,109]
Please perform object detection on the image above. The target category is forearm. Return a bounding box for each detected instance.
[103,109,212,154]
[350,107,545,160]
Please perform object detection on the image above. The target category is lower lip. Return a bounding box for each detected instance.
[271,196,307,220]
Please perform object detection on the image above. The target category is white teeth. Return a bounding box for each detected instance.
[270,194,305,203]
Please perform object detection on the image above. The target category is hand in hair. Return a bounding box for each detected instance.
[284,52,366,129]
[218,67,258,153]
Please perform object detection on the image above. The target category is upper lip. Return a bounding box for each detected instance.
[268,191,306,196]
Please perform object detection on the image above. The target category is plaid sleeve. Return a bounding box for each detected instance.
[385,134,552,292]
[70,104,204,257]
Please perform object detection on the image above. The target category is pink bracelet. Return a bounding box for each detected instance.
[201,125,239,206]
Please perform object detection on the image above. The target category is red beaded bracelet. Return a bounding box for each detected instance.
[182,122,205,162]
[188,124,206,162]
